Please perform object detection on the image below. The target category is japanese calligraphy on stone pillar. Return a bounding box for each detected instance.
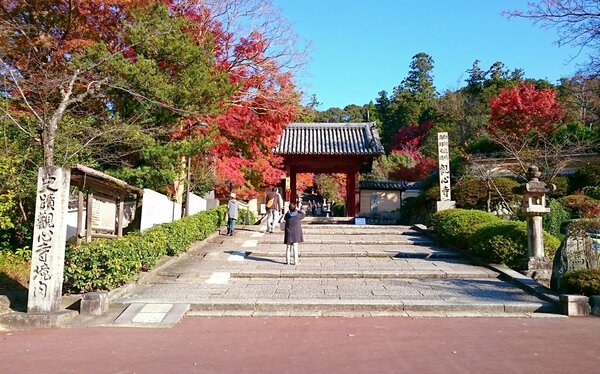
[27,167,70,314]
[437,132,451,201]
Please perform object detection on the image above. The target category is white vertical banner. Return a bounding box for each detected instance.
[27,167,70,314]
[437,132,451,201]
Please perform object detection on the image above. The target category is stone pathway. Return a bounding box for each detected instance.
[111,221,560,322]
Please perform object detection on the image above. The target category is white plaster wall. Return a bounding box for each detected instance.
[66,208,78,240]
[188,192,207,215]
[65,201,136,241]
[140,188,182,230]
[203,190,220,209]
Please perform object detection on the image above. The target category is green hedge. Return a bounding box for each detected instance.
[63,205,255,293]
[562,269,600,297]
[468,221,561,268]
[430,209,501,248]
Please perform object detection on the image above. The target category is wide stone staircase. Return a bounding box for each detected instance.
[112,219,560,318]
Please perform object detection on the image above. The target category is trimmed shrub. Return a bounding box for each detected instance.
[63,205,235,293]
[562,269,600,297]
[430,209,501,249]
[468,221,561,268]
[549,175,570,198]
[543,199,571,238]
[399,182,439,225]
[583,186,600,200]
[559,194,600,218]
[454,177,520,210]
[571,163,600,190]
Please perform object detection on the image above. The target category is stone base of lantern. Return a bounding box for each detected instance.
[521,256,552,288]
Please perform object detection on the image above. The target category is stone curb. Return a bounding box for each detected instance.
[410,224,561,306]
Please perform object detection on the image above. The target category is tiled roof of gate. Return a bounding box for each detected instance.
[274,123,384,155]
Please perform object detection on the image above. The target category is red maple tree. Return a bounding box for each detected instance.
[488,82,563,139]
[487,81,567,179]
[390,120,434,152]
[384,120,436,181]
[171,0,301,199]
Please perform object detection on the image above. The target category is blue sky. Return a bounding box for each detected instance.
[272,0,587,109]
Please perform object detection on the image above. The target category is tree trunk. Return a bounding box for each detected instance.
[42,123,55,167]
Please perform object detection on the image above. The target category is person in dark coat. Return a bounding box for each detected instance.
[283,202,305,265]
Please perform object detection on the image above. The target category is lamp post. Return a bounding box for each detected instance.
[514,165,555,286]
[183,121,208,217]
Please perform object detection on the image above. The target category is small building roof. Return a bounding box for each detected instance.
[274,122,384,156]
[359,180,422,191]
[71,164,144,196]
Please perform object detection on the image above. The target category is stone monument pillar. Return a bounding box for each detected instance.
[515,165,555,285]
[436,132,456,212]
[27,167,71,314]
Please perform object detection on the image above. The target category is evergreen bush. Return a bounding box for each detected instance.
[549,175,570,198]
[63,205,253,293]
[543,199,571,238]
[583,186,600,200]
[430,209,501,249]
[454,177,520,211]
[571,164,600,190]
[468,220,560,268]
[561,269,600,297]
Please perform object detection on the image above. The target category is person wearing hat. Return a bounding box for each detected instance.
[226,192,247,236]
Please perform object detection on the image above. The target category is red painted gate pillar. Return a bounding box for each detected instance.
[290,169,297,206]
[283,164,290,202]
[346,169,360,217]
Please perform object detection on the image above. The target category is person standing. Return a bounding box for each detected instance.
[265,187,284,233]
[226,192,246,236]
[283,203,305,265]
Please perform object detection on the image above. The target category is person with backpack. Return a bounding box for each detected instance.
[265,187,284,233]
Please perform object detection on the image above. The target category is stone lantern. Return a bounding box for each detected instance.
[514,165,556,283]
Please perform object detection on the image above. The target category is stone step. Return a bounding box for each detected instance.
[299,226,418,233]
[301,217,354,224]
[114,276,561,316]
[183,299,560,315]
[298,230,419,236]
[232,270,499,279]
[257,237,435,245]
[247,249,462,259]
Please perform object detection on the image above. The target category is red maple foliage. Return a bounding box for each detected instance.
[488,82,563,139]
[296,173,315,194]
[388,150,437,181]
[390,120,434,152]
[385,120,436,181]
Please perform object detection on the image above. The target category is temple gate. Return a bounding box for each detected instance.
[274,123,384,217]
